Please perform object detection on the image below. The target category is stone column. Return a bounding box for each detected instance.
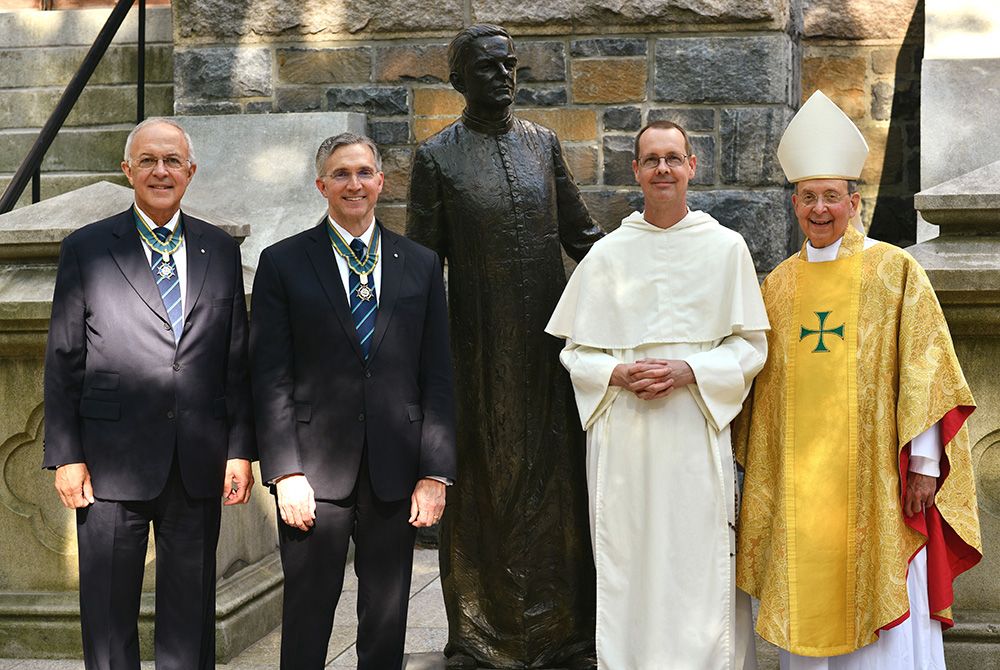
[0,182,281,662]
[911,162,1000,662]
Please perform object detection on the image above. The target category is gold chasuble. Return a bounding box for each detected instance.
[735,225,981,656]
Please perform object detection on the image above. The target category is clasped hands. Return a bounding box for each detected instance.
[610,358,695,400]
[275,474,446,531]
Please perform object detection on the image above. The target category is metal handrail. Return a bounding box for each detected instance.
[0,0,145,215]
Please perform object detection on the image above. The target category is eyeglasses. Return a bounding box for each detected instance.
[638,154,689,170]
[129,156,191,171]
[321,169,379,183]
[798,192,849,207]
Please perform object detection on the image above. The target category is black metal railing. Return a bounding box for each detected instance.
[0,0,146,215]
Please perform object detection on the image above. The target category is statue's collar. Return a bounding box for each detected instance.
[462,109,514,135]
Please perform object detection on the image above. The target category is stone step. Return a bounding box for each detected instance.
[0,172,128,211]
[1,126,133,173]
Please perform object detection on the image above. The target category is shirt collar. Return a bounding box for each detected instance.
[328,216,377,248]
[134,204,181,233]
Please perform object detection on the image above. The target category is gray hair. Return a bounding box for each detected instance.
[123,117,195,163]
[448,24,513,78]
[315,133,382,176]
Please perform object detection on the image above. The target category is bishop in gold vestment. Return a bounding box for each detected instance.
[735,91,981,669]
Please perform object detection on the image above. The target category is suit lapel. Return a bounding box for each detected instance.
[305,223,366,362]
[181,212,210,326]
[108,210,170,325]
[367,223,402,362]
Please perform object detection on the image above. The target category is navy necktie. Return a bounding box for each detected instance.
[349,239,377,359]
[152,227,183,344]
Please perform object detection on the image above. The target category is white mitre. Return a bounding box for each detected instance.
[777,90,869,183]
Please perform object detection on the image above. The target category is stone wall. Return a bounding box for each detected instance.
[171,0,800,272]
[801,0,923,245]
[0,7,174,209]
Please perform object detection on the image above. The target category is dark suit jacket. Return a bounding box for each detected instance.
[250,220,456,502]
[42,209,255,501]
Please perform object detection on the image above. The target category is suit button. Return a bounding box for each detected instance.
[357,413,365,422]
[364,370,372,378]
[167,410,175,419]
[173,363,180,371]
[163,323,171,330]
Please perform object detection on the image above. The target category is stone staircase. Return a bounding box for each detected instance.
[0,5,173,210]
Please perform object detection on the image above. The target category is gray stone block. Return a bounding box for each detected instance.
[471,0,572,27]
[326,87,408,116]
[604,106,641,131]
[515,42,567,82]
[570,38,647,57]
[0,128,130,173]
[246,101,275,114]
[654,35,793,104]
[514,86,568,106]
[173,0,464,40]
[174,47,272,100]
[0,85,172,128]
[602,135,637,186]
[719,106,792,186]
[368,121,410,145]
[921,58,1000,192]
[174,101,243,116]
[575,0,785,26]
[687,188,793,272]
[689,135,715,186]
[0,6,172,48]
[581,189,644,231]
[0,45,172,89]
[164,111,366,267]
[647,107,715,132]
[276,87,323,113]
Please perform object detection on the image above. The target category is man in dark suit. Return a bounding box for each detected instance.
[250,132,456,670]
[43,117,255,670]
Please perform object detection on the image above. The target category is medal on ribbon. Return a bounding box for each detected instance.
[327,218,379,302]
[133,205,183,260]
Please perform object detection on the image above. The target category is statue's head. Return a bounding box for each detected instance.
[448,24,516,114]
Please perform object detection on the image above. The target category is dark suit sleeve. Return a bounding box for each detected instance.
[417,252,457,481]
[552,133,604,263]
[249,247,304,483]
[42,236,87,469]
[225,243,256,461]
[406,145,448,263]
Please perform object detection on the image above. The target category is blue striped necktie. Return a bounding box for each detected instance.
[349,238,377,359]
[152,227,183,344]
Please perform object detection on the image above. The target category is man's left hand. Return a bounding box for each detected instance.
[224,458,254,506]
[904,472,937,518]
[409,478,446,527]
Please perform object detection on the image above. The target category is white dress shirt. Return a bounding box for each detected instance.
[135,204,187,316]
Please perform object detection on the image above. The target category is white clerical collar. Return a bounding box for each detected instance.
[805,233,878,262]
[328,216,376,247]
[134,204,181,232]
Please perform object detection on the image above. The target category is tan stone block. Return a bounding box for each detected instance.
[564,144,597,184]
[859,124,904,186]
[379,147,413,202]
[415,117,457,142]
[871,47,899,76]
[804,0,920,40]
[376,45,449,83]
[413,88,465,117]
[277,47,371,85]
[375,202,407,235]
[571,58,646,104]
[801,56,866,120]
[518,109,598,141]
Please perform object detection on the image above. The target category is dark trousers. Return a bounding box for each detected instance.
[76,459,221,670]
[277,450,416,670]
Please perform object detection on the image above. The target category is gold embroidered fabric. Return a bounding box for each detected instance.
[734,229,980,655]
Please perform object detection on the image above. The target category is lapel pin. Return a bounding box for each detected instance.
[394,253,398,258]
[201,249,205,253]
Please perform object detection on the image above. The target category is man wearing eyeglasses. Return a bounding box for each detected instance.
[546,120,769,669]
[250,132,456,670]
[43,117,255,670]
[735,91,980,670]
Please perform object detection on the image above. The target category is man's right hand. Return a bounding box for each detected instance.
[54,462,95,509]
[275,474,316,531]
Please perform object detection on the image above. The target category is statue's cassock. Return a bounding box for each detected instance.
[407,111,603,667]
